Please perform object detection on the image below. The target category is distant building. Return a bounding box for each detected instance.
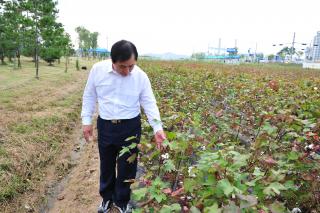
[305,31,320,62]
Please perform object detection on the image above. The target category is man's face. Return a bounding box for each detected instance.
[112,55,136,77]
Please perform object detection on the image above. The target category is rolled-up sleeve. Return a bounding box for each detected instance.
[81,66,97,125]
[140,74,163,134]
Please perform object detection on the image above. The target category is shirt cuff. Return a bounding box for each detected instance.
[82,116,92,125]
[153,124,163,135]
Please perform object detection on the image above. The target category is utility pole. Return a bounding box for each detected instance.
[291,32,296,62]
[255,42,258,61]
[218,38,221,55]
[34,0,39,79]
[106,36,109,50]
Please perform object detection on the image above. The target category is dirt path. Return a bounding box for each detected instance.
[46,119,144,213]
[46,124,102,213]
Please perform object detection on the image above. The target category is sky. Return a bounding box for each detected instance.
[56,0,320,56]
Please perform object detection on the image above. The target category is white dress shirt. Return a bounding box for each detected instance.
[81,60,163,134]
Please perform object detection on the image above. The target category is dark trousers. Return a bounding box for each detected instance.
[97,115,141,208]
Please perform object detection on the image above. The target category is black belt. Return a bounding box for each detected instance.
[101,115,140,124]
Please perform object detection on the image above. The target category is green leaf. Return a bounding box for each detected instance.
[128,142,137,149]
[160,204,181,213]
[163,159,176,172]
[263,182,287,196]
[149,177,168,203]
[284,180,297,191]
[217,179,233,197]
[132,187,147,201]
[237,194,258,209]
[253,167,264,177]
[166,132,176,140]
[262,122,278,135]
[190,206,201,213]
[269,202,287,213]
[125,135,137,142]
[287,151,299,160]
[204,203,221,213]
[184,178,195,193]
[154,193,166,203]
[127,153,137,164]
[119,146,131,157]
[223,201,241,213]
[162,139,170,148]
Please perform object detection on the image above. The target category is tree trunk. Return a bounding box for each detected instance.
[34,48,37,67]
[17,49,21,69]
[0,51,4,65]
[65,56,68,73]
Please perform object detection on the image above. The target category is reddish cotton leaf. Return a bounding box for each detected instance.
[196,203,204,210]
[268,80,279,91]
[141,179,152,186]
[210,124,218,133]
[215,109,224,117]
[171,187,184,197]
[264,156,277,166]
[302,173,314,181]
[162,188,172,194]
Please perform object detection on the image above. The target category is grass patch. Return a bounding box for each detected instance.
[0,57,96,206]
[0,174,26,202]
[9,116,61,134]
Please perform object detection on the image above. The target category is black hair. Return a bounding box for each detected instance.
[111,40,138,63]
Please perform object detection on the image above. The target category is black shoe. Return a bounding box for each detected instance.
[97,200,112,213]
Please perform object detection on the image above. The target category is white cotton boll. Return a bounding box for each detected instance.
[200,145,206,151]
[161,153,169,160]
[188,166,196,177]
[305,144,314,151]
[314,87,318,90]
[291,208,301,213]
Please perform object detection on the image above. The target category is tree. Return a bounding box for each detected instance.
[59,32,73,72]
[296,51,304,60]
[1,0,25,67]
[75,26,91,57]
[191,52,206,59]
[0,0,73,73]
[277,46,296,62]
[90,31,99,57]
[0,8,6,64]
[268,54,275,61]
[75,27,100,58]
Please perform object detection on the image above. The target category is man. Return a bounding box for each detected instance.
[81,40,166,213]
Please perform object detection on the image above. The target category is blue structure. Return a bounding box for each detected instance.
[204,55,240,60]
[77,48,110,57]
[88,48,110,54]
[226,48,237,53]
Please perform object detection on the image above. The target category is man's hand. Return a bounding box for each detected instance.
[155,130,166,150]
[83,125,93,142]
